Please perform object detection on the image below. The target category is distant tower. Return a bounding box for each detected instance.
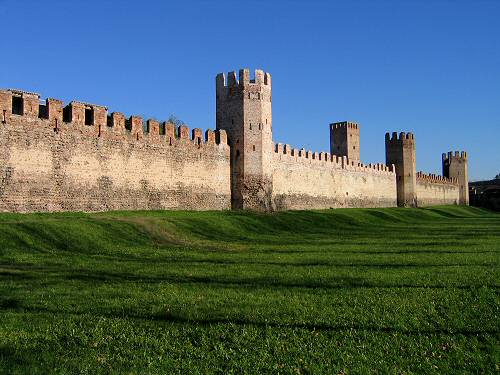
[329,121,360,162]
[385,132,417,207]
[443,151,469,205]
[216,69,273,210]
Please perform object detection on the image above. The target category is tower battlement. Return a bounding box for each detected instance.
[216,69,271,90]
[385,131,415,142]
[442,151,468,161]
[330,121,359,130]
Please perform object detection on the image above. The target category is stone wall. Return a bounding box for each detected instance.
[415,172,459,206]
[272,144,397,210]
[0,90,230,213]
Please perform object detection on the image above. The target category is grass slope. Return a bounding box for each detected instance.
[0,206,499,374]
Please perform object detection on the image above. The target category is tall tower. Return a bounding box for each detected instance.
[385,132,417,207]
[330,121,360,162]
[216,69,273,210]
[443,151,469,205]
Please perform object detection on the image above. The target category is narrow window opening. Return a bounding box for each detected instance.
[197,137,201,146]
[236,149,240,158]
[63,106,71,123]
[231,119,234,125]
[38,104,47,119]
[236,139,239,144]
[84,108,93,126]
[248,93,251,99]
[266,119,267,124]
[353,146,356,150]
[125,118,132,131]
[249,123,252,130]
[12,96,23,115]
[169,137,173,146]
[258,124,261,130]
[253,145,256,151]
[2,110,6,124]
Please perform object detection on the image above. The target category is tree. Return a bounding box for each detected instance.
[167,115,185,127]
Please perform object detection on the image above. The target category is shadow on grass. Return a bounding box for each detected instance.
[1,265,498,291]
[2,303,498,337]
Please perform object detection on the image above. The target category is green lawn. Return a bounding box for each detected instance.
[0,206,499,374]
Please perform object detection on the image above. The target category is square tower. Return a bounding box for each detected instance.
[385,132,417,207]
[216,69,273,211]
[443,151,469,205]
[330,121,360,162]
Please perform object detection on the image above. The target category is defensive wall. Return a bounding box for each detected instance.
[415,172,459,206]
[0,89,230,213]
[271,143,397,210]
[0,67,469,213]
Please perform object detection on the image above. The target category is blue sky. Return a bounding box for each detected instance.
[1,0,498,180]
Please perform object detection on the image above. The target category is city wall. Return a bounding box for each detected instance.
[415,172,460,206]
[272,143,397,210]
[0,90,230,213]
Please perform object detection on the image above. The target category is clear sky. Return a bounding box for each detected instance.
[1,0,498,180]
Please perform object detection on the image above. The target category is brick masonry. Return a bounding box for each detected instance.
[0,69,468,212]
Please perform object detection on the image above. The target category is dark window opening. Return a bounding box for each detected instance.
[258,124,261,130]
[84,108,93,126]
[2,110,7,124]
[169,137,173,146]
[63,106,71,123]
[12,96,23,115]
[197,138,201,146]
[236,150,240,158]
[125,118,132,131]
[236,139,239,144]
[253,145,256,151]
[346,192,349,196]
[107,115,113,127]
[248,93,251,99]
[249,123,252,130]
[38,104,47,119]
[231,119,234,125]
[353,146,356,150]
[159,122,166,135]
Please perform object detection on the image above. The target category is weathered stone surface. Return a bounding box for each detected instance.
[0,68,469,213]
[0,90,230,213]
[272,152,397,209]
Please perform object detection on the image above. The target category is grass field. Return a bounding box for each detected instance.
[0,206,499,374]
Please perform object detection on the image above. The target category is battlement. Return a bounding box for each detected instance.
[0,88,228,148]
[330,121,359,130]
[416,171,458,185]
[385,131,415,142]
[273,142,395,175]
[216,69,271,93]
[442,151,467,161]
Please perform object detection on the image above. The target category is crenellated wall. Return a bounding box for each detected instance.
[272,143,397,210]
[1,68,470,213]
[0,89,230,212]
[415,172,460,206]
